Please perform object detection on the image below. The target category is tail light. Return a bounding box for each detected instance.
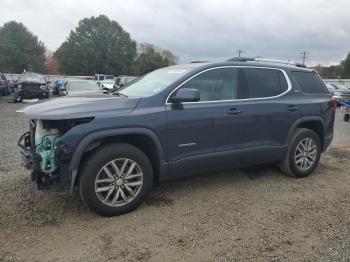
[331,97,337,108]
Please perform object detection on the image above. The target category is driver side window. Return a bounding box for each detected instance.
[181,68,238,102]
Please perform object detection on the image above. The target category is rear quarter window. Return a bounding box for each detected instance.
[292,71,329,94]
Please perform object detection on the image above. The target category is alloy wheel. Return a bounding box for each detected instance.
[94,158,143,207]
[294,137,317,171]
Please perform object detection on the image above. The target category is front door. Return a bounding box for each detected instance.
[165,67,244,178]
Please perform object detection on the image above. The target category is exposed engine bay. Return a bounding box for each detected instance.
[18,117,93,191]
[35,120,61,174]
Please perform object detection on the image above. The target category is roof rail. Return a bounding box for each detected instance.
[227,57,307,68]
[227,57,255,62]
[190,61,209,63]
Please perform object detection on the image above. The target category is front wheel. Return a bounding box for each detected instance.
[79,143,153,216]
[280,128,321,178]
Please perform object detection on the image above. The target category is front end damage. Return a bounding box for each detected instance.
[18,118,92,193]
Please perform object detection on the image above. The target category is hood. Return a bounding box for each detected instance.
[17,94,141,120]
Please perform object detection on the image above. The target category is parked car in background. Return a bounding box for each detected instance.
[94,74,114,81]
[0,73,9,96]
[325,83,337,95]
[59,79,103,96]
[330,83,350,104]
[8,79,15,93]
[18,58,335,216]
[13,72,50,102]
[98,80,115,91]
[115,75,138,88]
[98,76,139,91]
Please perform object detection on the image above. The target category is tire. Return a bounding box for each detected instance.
[279,128,321,178]
[344,114,350,122]
[79,143,153,216]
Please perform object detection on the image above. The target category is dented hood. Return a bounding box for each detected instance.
[17,94,141,120]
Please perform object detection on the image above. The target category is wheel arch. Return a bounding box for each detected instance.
[69,128,168,193]
[287,117,325,149]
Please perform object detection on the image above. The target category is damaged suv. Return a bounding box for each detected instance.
[18,58,335,216]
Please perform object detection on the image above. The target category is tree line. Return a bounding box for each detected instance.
[0,15,178,76]
[312,54,350,79]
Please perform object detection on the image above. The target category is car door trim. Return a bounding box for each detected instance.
[165,66,292,105]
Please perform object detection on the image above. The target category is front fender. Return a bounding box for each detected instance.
[69,127,166,193]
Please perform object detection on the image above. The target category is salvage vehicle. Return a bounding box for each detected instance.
[13,72,50,102]
[18,58,335,216]
[59,79,103,96]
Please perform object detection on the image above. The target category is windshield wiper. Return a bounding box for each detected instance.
[113,92,128,98]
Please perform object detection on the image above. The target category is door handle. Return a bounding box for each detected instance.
[287,105,300,112]
[226,108,242,115]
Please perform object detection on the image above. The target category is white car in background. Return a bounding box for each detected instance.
[115,75,138,88]
[98,80,115,91]
[330,83,350,104]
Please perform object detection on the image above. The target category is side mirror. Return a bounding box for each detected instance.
[171,88,200,103]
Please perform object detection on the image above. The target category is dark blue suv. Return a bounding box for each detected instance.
[18,58,335,216]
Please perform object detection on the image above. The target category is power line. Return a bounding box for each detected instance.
[300,51,309,65]
[235,49,245,57]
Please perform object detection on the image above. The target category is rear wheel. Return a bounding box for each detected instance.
[280,128,321,178]
[79,143,153,216]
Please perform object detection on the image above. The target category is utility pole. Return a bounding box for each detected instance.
[235,49,244,57]
[301,51,309,65]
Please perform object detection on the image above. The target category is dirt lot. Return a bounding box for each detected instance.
[0,97,350,262]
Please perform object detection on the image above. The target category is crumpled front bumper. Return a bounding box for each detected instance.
[18,130,74,193]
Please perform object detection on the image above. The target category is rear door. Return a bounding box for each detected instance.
[234,67,302,165]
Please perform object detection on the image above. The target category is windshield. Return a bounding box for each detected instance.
[118,67,189,97]
[19,74,46,83]
[68,81,100,92]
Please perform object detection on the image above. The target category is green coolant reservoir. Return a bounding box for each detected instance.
[35,121,60,174]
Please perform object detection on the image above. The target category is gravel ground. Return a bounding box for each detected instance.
[0,96,350,262]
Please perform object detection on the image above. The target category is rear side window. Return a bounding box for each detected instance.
[292,71,329,94]
[240,68,288,98]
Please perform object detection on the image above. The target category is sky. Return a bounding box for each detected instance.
[1,0,349,66]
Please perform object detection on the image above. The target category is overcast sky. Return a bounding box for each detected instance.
[1,0,349,65]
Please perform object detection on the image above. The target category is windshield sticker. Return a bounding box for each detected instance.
[168,70,188,74]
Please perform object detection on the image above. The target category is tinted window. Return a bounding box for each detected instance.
[241,68,288,98]
[180,68,238,101]
[292,71,329,94]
